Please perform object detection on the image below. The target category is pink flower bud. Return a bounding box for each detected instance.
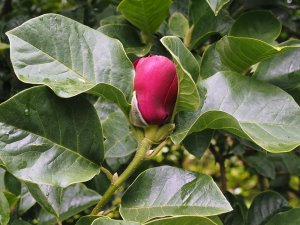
[131,55,178,126]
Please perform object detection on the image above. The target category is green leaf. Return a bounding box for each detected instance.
[118,0,172,34]
[229,11,281,43]
[92,218,140,225]
[147,217,218,225]
[254,42,300,104]
[0,86,103,187]
[183,130,213,158]
[247,191,290,225]
[146,216,218,225]
[190,0,233,48]
[98,24,151,57]
[94,98,137,171]
[170,0,190,18]
[18,185,36,215]
[75,216,100,225]
[205,0,231,15]
[244,152,276,179]
[215,36,294,74]
[0,192,10,225]
[26,183,100,223]
[161,36,200,112]
[171,71,300,153]
[276,152,300,176]
[10,220,31,225]
[220,192,247,225]
[200,44,227,79]
[120,166,232,223]
[7,14,134,114]
[4,171,21,195]
[266,208,300,225]
[168,12,189,38]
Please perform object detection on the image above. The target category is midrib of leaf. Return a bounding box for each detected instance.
[0,122,99,168]
[7,33,92,85]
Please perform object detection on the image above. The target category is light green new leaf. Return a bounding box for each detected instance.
[206,0,231,15]
[27,183,100,224]
[120,166,232,223]
[247,191,290,225]
[229,11,281,43]
[190,0,233,48]
[7,14,134,114]
[146,216,218,225]
[0,192,10,225]
[171,71,300,153]
[118,0,172,34]
[254,41,300,104]
[98,24,151,57]
[168,12,189,38]
[266,208,300,225]
[0,86,103,187]
[94,98,137,171]
[161,36,200,112]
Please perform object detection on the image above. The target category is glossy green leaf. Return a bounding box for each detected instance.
[254,42,300,104]
[4,171,21,195]
[18,185,36,215]
[247,191,290,225]
[26,183,100,223]
[98,24,151,57]
[118,0,172,34]
[146,216,218,225]
[200,44,226,79]
[171,71,300,153]
[220,192,247,225]
[278,152,300,176]
[190,0,233,48]
[244,152,276,179]
[0,192,10,225]
[266,208,300,225]
[161,36,200,112]
[205,0,231,15]
[0,86,103,187]
[183,130,213,158]
[215,36,293,74]
[120,166,232,223]
[168,12,189,38]
[94,98,137,171]
[92,218,140,225]
[229,11,281,43]
[75,216,100,225]
[7,14,134,114]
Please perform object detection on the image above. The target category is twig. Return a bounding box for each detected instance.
[209,145,227,192]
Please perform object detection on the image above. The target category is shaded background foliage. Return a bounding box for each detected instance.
[1,0,300,224]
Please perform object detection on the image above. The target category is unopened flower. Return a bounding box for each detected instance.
[130,55,178,127]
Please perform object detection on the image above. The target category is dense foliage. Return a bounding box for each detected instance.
[1,0,300,224]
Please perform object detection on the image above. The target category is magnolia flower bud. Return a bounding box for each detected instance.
[130,55,178,127]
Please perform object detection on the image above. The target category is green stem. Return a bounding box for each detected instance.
[91,138,152,215]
